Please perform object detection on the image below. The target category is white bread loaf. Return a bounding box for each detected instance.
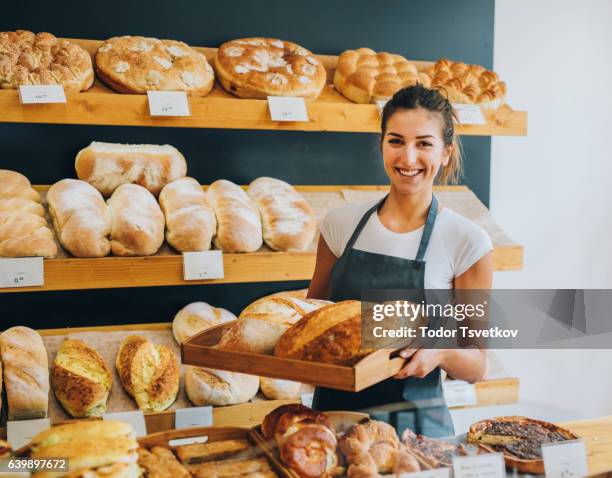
[75,142,187,196]
[0,326,49,420]
[260,378,304,400]
[247,177,316,251]
[0,169,40,201]
[172,301,237,344]
[107,184,165,256]
[47,179,111,257]
[0,197,44,216]
[159,177,216,252]
[206,179,262,252]
[184,367,259,406]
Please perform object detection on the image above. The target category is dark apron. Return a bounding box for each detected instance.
[312,194,454,438]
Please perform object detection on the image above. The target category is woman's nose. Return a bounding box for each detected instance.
[402,145,418,165]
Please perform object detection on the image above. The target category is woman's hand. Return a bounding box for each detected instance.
[394,347,487,383]
[393,348,447,379]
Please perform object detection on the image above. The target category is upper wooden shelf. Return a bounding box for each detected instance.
[0,38,527,135]
[0,185,523,293]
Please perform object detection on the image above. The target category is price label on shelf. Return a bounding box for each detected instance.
[19,85,66,104]
[7,418,50,449]
[175,406,213,429]
[301,392,314,408]
[147,91,191,116]
[103,411,147,437]
[376,99,388,115]
[442,380,478,407]
[183,251,224,280]
[452,103,486,125]
[399,468,450,478]
[542,439,588,478]
[453,452,506,478]
[0,257,44,288]
[267,96,309,122]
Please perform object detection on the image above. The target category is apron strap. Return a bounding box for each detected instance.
[343,196,387,251]
[415,195,438,262]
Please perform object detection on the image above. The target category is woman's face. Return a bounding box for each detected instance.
[381,108,452,196]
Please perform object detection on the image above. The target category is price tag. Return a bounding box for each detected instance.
[376,99,388,115]
[183,251,224,280]
[175,406,213,429]
[452,103,486,125]
[7,418,50,449]
[542,439,588,478]
[169,436,209,447]
[0,257,44,288]
[453,452,506,478]
[267,96,309,122]
[301,392,314,408]
[103,411,147,437]
[443,380,478,407]
[399,468,450,478]
[147,91,190,116]
[19,85,66,104]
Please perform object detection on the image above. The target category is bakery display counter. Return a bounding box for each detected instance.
[0,38,527,136]
[0,185,523,293]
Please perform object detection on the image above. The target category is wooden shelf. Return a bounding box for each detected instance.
[0,38,527,135]
[446,377,520,410]
[0,185,523,293]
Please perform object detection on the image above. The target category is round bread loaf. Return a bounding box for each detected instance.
[172,301,236,344]
[184,368,259,406]
[259,378,305,400]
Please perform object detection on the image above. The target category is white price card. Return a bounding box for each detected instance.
[452,103,486,125]
[453,452,506,478]
[399,467,450,478]
[103,411,147,437]
[442,380,478,407]
[169,436,209,447]
[267,96,309,122]
[376,99,388,115]
[542,439,589,478]
[147,91,190,116]
[175,406,213,429]
[183,251,224,280]
[0,257,44,288]
[7,418,51,449]
[301,392,314,408]
[19,85,66,104]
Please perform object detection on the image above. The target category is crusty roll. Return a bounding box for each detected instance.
[280,424,339,478]
[172,301,236,344]
[75,141,187,197]
[52,339,112,418]
[0,211,57,258]
[47,179,111,258]
[275,300,374,366]
[107,184,165,256]
[0,326,49,420]
[159,177,216,252]
[262,404,315,439]
[206,179,262,253]
[115,335,179,412]
[184,367,259,406]
[247,177,316,252]
[0,169,40,201]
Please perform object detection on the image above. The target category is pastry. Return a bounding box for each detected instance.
[187,457,277,478]
[75,142,187,197]
[138,447,190,478]
[402,428,466,468]
[52,339,112,417]
[184,367,259,407]
[159,177,216,252]
[334,48,428,104]
[172,301,236,344]
[247,177,317,252]
[0,30,93,92]
[95,35,214,96]
[214,37,326,99]
[175,439,250,464]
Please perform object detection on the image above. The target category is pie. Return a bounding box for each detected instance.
[402,429,466,468]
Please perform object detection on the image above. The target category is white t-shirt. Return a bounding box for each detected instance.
[320,200,493,289]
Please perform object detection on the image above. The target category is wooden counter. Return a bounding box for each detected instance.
[563,415,612,476]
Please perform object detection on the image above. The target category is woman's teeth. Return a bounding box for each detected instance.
[397,168,422,177]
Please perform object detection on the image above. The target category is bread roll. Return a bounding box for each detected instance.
[0,197,44,216]
[184,367,258,406]
[159,177,216,252]
[52,339,112,418]
[275,300,374,366]
[47,179,111,258]
[260,377,303,400]
[115,335,179,412]
[0,169,40,201]
[75,142,187,196]
[0,326,49,420]
[172,302,236,344]
[206,179,262,252]
[247,177,316,251]
[0,211,57,258]
[107,184,165,256]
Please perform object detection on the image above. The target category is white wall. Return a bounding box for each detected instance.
[491,0,612,418]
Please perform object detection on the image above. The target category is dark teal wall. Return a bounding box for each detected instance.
[0,0,494,328]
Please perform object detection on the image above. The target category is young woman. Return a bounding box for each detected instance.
[307,85,493,437]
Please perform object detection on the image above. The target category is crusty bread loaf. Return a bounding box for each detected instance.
[206,179,262,252]
[247,177,316,252]
[115,335,179,412]
[184,367,259,406]
[260,377,307,400]
[172,301,236,344]
[107,184,165,256]
[52,339,112,418]
[0,326,49,419]
[47,179,111,258]
[0,169,40,201]
[275,300,374,366]
[75,142,187,197]
[159,177,216,252]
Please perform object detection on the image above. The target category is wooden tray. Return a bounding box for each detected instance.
[182,321,405,392]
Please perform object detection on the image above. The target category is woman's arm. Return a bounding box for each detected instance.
[307,236,338,300]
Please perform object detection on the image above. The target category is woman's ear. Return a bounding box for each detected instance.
[442,144,453,167]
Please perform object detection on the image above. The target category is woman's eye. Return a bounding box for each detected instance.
[388,139,403,145]
[418,141,433,147]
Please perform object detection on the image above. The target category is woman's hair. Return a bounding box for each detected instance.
[380,84,463,184]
